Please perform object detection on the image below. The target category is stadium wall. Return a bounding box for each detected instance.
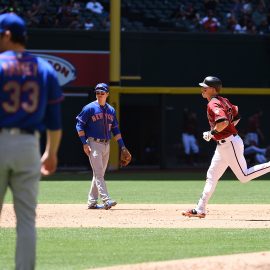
[28,30,270,168]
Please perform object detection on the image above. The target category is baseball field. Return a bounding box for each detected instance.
[1,170,270,270]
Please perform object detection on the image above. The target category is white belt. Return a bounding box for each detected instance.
[216,134,237,145]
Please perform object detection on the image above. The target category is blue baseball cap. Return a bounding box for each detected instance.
[0,13,27,37]
[95,83,109,93]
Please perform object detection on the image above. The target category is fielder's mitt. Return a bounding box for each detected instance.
[120,147,132,167]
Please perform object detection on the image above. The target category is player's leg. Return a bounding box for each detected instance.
[10,135,41,270]
[225,135,270,183]
[88,141,110,202]
[87,175,100,208]
[87,142,99,207]
[0,134,9,214]
[183,146,228,217]
[102,143,117,209]
[195,146,228,214]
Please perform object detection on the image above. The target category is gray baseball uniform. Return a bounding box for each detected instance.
[0,13,63,269]
[76,83,127,210]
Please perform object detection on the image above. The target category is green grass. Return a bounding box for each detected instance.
[1,228,269,270]
[3,179,270,204]
[2,172,270,269]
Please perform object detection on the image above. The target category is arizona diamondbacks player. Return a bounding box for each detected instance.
[0,13,63,269]
[182,76,270,218]
[76,83,128,210]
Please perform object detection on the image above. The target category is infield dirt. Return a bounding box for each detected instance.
[1,203,270,228]
[2,204,270,270]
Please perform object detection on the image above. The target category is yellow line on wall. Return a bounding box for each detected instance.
[110,86,270,95]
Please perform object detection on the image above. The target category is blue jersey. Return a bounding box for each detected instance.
[0,51,63,131]
[76,101,120,140]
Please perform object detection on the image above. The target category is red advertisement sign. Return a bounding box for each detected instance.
[30,50,109,87]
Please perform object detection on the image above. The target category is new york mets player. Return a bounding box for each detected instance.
[76,83,127,210]
[182,76,270,218]
[0,13,63,269]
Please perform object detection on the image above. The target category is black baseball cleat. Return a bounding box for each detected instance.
[182,209,206,218]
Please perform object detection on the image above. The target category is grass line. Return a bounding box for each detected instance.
[1,228,270,270]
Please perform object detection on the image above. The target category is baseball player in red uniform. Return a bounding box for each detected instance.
[182,76,270,218]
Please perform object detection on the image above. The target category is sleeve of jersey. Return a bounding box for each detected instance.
[44,69,64,130]
[75,107,89,132]
[111,112,121,136]
[212,101,227,123]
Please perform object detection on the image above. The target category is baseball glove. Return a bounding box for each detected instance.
[120,147,132,167]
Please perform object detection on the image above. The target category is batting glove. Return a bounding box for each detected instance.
[203,131,213,142]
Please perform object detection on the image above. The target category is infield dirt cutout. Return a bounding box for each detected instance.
[1,204,270,269]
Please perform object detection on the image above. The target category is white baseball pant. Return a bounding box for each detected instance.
[196,134,270,214]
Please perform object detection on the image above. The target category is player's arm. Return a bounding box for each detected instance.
[112,127,126,150]
[41,101,63,175]
[76,117,91,156]
[212,119,229,133]
[41,129,62,175]
[111,112,127,150]
[203,119,229,142]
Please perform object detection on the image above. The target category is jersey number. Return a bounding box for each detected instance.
[2,81,39,113]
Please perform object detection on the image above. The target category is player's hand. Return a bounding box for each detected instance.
[83,144,91,156]
[40,152,58,176]
[203,131,213,142]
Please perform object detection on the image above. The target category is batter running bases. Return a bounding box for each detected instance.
[182,76,270,218]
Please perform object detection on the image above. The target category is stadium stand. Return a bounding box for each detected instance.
[1,0,269,34]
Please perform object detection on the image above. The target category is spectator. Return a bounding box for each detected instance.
[252,2,267,27]
[244,110,265,147]
[57,3,75,28]
[84,17,95,30]
[226,13,242,33]
[242,0,253,15]
[68,14,82,29]
[100,15,110,30]
[243,109,269,165]
[244,142,270,165]
[257,18,270,34]
[183,3,201,31]
[6,1,23,16]
[86,0,104,15]
[230,0,244,19]
[239,14,257,34]
[25,3,41,27]
[39,14,52,28]
[69,1,81,15]
[170,3,186,19]
[200,10,220,32]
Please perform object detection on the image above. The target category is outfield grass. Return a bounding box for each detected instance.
[1,228,270,270]
[4,179,270,204]
[2,172,270,270]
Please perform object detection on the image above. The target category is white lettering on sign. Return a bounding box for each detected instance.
[32,53,76,86]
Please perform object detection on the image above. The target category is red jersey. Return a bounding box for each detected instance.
[207,96,238,140]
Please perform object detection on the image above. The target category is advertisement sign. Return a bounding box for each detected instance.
[30,50,109,87]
